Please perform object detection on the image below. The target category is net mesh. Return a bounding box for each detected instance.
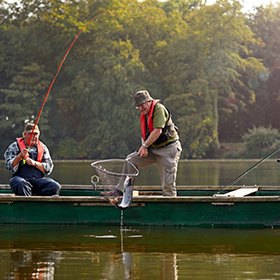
[91,159,139,191]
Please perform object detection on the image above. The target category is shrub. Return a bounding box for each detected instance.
[222,151,243,159]
[242,126,280,158]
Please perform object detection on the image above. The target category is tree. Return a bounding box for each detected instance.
[0,63,52,154]
[246,4,280,131]
[186,0,264,149]
[0,0,272,159]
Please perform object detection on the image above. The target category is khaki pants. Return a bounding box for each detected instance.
[126,140,182,196]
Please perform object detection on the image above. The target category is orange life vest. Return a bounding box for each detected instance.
[140,100,158,141]
[140,100,177,146]
[16,138,44,162]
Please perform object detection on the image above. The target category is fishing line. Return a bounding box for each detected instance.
[217,146,280,194]
[27,10,109,146]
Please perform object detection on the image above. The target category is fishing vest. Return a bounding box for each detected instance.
[14,138,45,179]
[140,100,178,146]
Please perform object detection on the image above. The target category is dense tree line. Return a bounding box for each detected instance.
[1,0,280,159]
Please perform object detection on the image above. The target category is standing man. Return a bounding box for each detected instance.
[102,90,182,197]
[4,123,61,196]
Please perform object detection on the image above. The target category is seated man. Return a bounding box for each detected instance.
[4,123,61,196]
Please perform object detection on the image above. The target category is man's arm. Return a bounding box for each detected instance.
[25,157,46,173]
[39,144,54,175]
[14,143,54,174]
[12,148,29,167]
[138,128,162,157]
[4,142,22,174]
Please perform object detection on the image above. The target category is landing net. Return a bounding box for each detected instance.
[91,159,139,192]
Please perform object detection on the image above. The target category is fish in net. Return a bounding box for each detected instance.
[91,158,139,210]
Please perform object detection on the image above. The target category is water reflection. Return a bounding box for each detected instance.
[3,249,178,280]
[5,250,60,280]
[4,247,280,280]
[1,225,280,279]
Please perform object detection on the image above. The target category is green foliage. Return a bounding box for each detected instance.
[164,78,217,158]
[0,0,279,159]
[0,63,51,138]
[222,151,243,159]
[242,126,280,158]
[54,138,87,159]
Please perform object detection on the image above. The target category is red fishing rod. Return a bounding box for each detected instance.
[27,11,109,146]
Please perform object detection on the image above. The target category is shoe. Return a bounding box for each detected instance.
[100,189,123,197]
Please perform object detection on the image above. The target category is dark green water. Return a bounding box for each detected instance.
[1,224,280,279]
[1,160,280,279]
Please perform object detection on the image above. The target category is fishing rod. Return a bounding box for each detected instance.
[218,146,280,194]
[27,11,109,146]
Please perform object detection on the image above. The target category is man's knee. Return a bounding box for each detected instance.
[42,178,61,196]
[52,180,62,195]
[9,176,32,196]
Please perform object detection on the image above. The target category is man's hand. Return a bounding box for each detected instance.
[25,158,36,166]
[138,128,162,157]
[20,148,29,159]
[12,148,29,167]
[138,145,148,157]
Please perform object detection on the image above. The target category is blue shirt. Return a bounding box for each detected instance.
[4,140,54,176]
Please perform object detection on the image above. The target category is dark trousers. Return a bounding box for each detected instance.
[10,176,61,196]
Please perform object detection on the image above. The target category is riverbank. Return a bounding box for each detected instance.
[217,142,245,159]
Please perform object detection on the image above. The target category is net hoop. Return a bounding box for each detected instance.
[91,159,139,177]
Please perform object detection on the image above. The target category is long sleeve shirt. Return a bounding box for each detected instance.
[4,140,54,176]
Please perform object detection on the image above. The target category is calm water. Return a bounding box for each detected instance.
[1,224,280,280]
[1,159,280,186]
[1,159,280,279]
